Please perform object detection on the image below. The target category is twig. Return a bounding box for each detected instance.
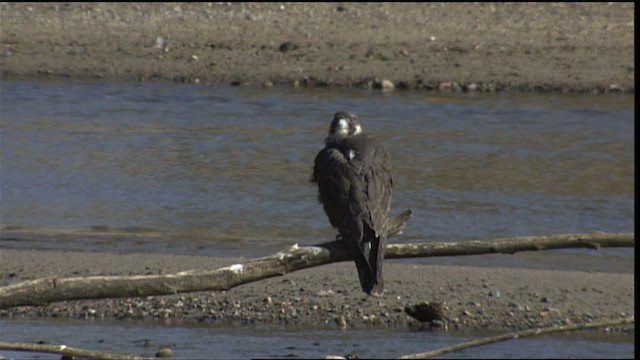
[397,316,635,359]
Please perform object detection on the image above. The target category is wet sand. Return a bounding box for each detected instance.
[0,248,634,331]
[0,3,634,92]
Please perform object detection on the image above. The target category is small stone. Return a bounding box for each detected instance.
[372,79,394,90]
[438,82,453,91]
[429,35,436,41]
[404,302,445,322]
[509,303,523,312]
[546,307,561,316]
[608,84,623,92]
[156,348,172,358]
[278,41,298,53]
[465,83,478,91]
[380,79,394,90]
[488,289,501,297]
[262,81,274,88]
[316,289,334,297]
[190,54,199,61]
[337,315,347,330]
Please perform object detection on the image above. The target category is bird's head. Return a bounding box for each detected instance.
[325,111,362,143]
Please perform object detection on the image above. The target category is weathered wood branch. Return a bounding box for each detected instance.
[0,341,154,360]
[0,207,632,309]
[397,316,635,359]
[386,231,634,258]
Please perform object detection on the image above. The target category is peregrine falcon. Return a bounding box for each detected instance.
[311,111,393,295]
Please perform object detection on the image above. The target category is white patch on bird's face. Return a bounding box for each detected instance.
[354,124,362,135]
[348,149,355,160]
[331,118,350,138]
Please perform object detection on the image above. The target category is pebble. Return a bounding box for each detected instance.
[438,82,453,91]
[154,37,164,48]
[404,302,445,322]
[464,83,478,91]
[156,348,172,358]
[546,307,561,315]
[379,79,394,90]
[316,289,334,297]
[278,41,298,53]
[369,79,394,91]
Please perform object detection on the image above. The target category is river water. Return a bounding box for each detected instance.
[0,80,634,358]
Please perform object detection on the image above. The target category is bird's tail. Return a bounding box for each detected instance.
[367,234,385,296]
[349,233,385,296]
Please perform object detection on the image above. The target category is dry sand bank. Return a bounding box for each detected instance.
[0,2,634,93]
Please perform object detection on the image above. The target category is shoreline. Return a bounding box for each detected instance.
[0,248,634,332]
[1,3,634,93]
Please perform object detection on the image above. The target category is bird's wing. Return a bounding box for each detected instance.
[312,147,356,230]
[350,136,393,239]
[346,135,392,295]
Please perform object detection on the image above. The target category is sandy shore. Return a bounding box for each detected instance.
[0,248,634,332]
[0,2,634,93]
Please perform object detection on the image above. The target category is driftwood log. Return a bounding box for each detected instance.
[0,341,154,360]
[0,208,633,309]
